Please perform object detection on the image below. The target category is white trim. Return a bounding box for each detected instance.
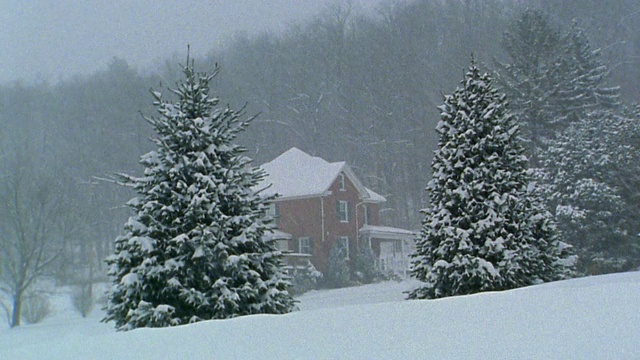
[270,193,327,201]
[363,187,386,203]
[299,237,313,255]
[359,225,415,240]
[340,165,372,201]
[263,229,292,240]
[266,203,280,227]
[362,204,369,225]
[338,200,349,223]
[321,197,326,242]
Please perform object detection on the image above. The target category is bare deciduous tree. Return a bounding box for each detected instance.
[0,160,66,328]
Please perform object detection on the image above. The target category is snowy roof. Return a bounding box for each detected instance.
[258,147,385,203]
[263,229,292,240]
[359,225,416,241]
[365,187,386,203]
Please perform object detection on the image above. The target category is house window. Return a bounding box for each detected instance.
[337,236,350,260]
[276,239,289,252]
[299,237,313,255]
[337,201,349,222]
[339,173,346,191]
[393,240,402,256]
[267,203,280,227]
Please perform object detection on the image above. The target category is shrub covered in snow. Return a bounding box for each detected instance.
[103,57,295,330]
[289,261,323,295]
[22,292,51,325]
[354,243,382,284]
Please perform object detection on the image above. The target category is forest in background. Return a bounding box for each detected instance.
[1,0,639,288]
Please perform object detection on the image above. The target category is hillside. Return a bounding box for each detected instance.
[2,273,639,359]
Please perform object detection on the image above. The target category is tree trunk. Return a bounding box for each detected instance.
[10,293,22,328]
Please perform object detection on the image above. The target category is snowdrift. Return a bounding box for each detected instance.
[2,273,639,359]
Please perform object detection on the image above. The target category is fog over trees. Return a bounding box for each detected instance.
[1,0,639,325]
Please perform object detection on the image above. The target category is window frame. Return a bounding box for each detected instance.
[393,240,402,256]
[267,202,280,227]
[298,237,313,255]
[276,239,289,252]
[337,200,349,223]
[339,173,346,191]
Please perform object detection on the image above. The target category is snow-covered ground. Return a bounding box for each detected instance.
[1,273,639,359]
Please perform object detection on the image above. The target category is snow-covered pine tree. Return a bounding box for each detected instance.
[496,11,622,160]
[408,61,574,300]
[624,105,640,222]
[535,110,639,274]
[498,11,636,275]
[494,9,563,153]
[103,59,295,330]
[554,20,621,124]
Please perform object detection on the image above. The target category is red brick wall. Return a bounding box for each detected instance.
[277,197,322,252]
[275,171,382,274]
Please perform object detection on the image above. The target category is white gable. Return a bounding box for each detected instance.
[258,147,385,203]
[365,187,386,203]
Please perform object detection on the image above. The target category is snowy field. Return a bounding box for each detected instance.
[1,273,639,359]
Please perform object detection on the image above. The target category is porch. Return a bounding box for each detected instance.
[359,225,416,278]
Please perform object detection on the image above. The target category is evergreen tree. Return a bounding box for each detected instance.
[535,110,639,274]
[498,10,636,275]
[496,11,622,158]
[408,61,574,300]
[622,105,640,220]
[554,20,621,123]
[494,9,563,154]
[324,241,351,289]
[103,59,295,330]
[353,243,380,284]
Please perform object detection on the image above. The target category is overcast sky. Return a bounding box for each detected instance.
[1,0,387,85]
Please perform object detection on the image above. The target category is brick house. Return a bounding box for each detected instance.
[258,147,415,277]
